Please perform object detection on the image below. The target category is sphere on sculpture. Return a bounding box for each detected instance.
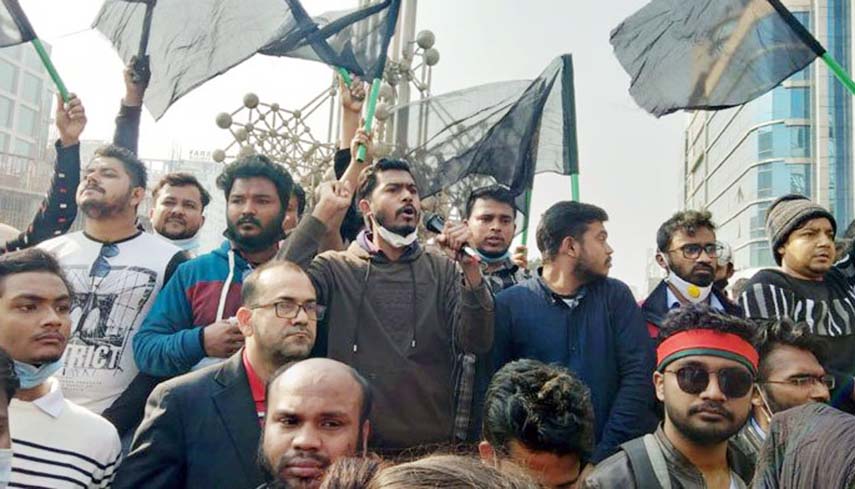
[416,30,435,49]
[424,48,440,66]
[216,112,232,129]
[243,93,260,109]
[212,149,226,163]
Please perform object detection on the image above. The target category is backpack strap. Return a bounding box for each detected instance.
[621,434,671,489]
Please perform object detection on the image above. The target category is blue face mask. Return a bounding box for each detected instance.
[13,359,62,389]
[475,248,511,265]
[0,448,11,484]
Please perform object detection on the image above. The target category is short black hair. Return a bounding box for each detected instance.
[535,201,608,260]
[755,318,828,381]
[216,154,294,211]
[356,158,416,202]
[264,362,374,427]
[0,346,18,403]
[482,359,595,463]
[656,210,716,253]
[658,304,759,348]
[465,185,517,219]
[292,183,307,218]
[93,144,147,189]
[0,248,71,298]
[152,172,212,209]
[240,260,306,306]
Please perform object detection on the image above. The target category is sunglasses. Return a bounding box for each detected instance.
[664,365,754,398]
[89,243,119,278]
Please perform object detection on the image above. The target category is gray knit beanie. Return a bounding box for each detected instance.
[765,194,836,265]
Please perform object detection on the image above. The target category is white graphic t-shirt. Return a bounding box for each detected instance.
[40,231,184,414]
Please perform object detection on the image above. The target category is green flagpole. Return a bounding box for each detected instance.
[356,78,381,162]
[821,53,855,96]
[521,189,533,246]
[336,67,353,86]
[571,173,580,201]
[32,39,69,102]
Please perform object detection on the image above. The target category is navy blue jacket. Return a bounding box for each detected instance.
[492,276,657,463]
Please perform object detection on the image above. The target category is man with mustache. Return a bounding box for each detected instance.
[38,101,187,441]
[148,173,211,255]
[1,249,122,488]
[256,358,372,489]
[583,305,757,489]
[278,158,494,455]
[732,318,832,463]
[740,194,855,413]
[490,201,657,479]
[642,211,742,347]
[115,260,318,489]
[134,154,294,377]
[458,185,530,442]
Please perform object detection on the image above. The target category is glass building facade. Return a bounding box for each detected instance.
[683,4,850,270]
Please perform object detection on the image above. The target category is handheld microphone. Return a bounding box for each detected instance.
[424,213,480,259]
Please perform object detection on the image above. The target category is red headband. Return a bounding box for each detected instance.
[657,329,759,373]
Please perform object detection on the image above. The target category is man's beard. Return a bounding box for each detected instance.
[666,400,746,446]
[225,212,284,253]
[257,447,331,489]
[573,252,609,284]
[80,192,131,219]
[675,263,715,287]
[158,217,199,240]
[374,207,417,237]
[760,386,797,414]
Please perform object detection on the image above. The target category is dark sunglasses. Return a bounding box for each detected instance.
[89,243,119,278]
[664,365,754,398]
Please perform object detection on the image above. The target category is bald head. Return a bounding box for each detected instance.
[260,359,373,489]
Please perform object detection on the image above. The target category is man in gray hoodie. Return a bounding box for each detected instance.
[279,158,494,455]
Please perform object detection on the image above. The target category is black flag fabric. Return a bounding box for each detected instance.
[94,0,292,120]
[0,0,36,47]
[611,0,824,117]
[387,54,578,216]
[261,0,401,81]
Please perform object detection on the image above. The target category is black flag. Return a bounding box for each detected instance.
[387,54,578,217]
[611,0,824,117]
[0,0,36,47]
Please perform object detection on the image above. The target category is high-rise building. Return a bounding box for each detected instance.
[683,1,850,271]
[0,42,58,231]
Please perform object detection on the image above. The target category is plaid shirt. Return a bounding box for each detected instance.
[453,260,530,441]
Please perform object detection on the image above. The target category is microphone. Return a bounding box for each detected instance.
[424,213,480,259]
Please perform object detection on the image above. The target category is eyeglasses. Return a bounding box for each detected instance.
[668,243,723,260]
[664,366,754,398]
[89,243,119,278]
[761,374,835,390]
[250,299,319,320]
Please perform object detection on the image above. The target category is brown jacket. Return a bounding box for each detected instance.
[278,216,494,452]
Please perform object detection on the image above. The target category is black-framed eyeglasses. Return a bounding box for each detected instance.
[664,365,754,398]
[668,243,723,260]
[761,374,835,390]
[249,299,319,320]
[89,243,119,278]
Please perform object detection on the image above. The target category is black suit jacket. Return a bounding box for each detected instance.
[113,353,264,489]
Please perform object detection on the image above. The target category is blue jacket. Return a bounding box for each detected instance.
[134,241,249,377]
[492,275,657,463]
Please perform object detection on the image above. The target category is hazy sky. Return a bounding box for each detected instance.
[23,0,687,293]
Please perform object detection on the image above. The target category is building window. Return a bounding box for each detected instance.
[13,138,32,158]
[0,96,13,129]
[750,241,775,268]
[0,60,18,94]
[15,105,35,138]
[757,164,772,198]
[21,72,41,107]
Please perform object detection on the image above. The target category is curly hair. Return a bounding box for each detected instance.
[656,210,716,253]
[754,318,828,381]
[658,304,760,348]
[482,359,595,463]
[215,154,294,211]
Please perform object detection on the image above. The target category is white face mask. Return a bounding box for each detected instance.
[375,223,418,249]
[661,254,712,303]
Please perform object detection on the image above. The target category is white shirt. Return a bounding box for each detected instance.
[666,288,725,311]
[39,231,183,413]
[10,379,122,488]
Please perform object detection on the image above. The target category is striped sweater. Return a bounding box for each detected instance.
[9,379,122,488]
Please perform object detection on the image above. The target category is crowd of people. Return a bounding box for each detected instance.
[2,60,855,489]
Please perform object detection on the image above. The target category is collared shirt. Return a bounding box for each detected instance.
[666,287,725,311]
[32,378,64,419]
[749,416,767,441]
[242,350,266,425]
